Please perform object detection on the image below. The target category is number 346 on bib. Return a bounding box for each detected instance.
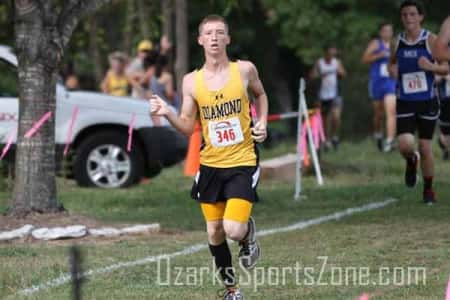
[208,117,244,147]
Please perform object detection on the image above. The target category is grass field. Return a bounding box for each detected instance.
[1,139,450,300]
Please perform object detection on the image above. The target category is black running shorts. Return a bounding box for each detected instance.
[396,99,439,140]
[317,96,342,116]
[191,165,260,203]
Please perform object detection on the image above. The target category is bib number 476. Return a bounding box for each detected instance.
[403,72,428,94]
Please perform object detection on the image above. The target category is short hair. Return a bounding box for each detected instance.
[155,55,168,77]
[108,51,127,64]
[323,44,336,52]
[400,0,425,15]
[198,14,229,35]
[143,50,158,69]
[378,22,393,31]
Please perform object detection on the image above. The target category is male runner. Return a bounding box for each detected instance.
[389,0,449,204]
[150,15,268,300]
[436,73,450,160]
[433,16,450,61]
[362,23,397,152]
[311,45,347,151]
[433,17,450,159]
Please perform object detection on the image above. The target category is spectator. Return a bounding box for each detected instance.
[140,49,158,97]
[101,51,130,97]
[65,74,80,91]
[143,51,162,125]
[61,61,80,91]
[157,35,173,56]
[150,54,179,108]
[126,39,153,98]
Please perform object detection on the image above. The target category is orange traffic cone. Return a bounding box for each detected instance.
[184,121,202,176]
[303,148,311,168]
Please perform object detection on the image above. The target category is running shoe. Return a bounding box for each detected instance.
[376,137,383,152]
[220,286,244,300]
[423,189,437,205]
[238,217,260,269]
[405,151,419,188]
[332,137,340,151]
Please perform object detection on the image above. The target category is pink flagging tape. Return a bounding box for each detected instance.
[358,293,369,300]
[24,111,52,139]
[445,277,450,300]
[127,113,136,152]
[312,115,320,149]
[301,122,308,158]
[0,127,17,160]
[317,111,326,142]
[63,106,79,156]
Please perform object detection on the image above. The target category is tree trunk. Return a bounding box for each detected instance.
[124,0,136,54]
[174,0,189,91]
[161,0,173,40]
[12,66,61,216]
[11,0,111,217]
[161,0,174,73]
[88,15,104,86]
[255,0,293,113]
[12,1,62,216]
[137,0,150,39]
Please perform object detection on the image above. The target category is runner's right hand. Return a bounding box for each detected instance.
[149,95,170,116]
[417,56,433,71]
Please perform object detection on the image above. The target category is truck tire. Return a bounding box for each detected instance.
[73,131,144,188]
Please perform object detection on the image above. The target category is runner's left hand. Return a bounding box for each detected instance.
[252,121,267,143]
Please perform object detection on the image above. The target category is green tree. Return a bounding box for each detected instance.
[261,0,447,137]
[11,0,111,216]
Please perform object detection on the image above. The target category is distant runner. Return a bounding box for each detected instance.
[362,22,397,152]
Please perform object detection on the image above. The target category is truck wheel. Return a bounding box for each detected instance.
[73,131,144,188]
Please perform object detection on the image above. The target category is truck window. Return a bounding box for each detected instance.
[0,59,18,98]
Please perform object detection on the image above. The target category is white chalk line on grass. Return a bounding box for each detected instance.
[15,198,397,297]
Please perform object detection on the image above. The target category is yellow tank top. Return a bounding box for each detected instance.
[107,73,129,97]
[194,62,257,168]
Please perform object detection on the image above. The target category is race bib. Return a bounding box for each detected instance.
[208,117,244,147]
[446,80,450,97]
[380,63,389,77]
[402,72,428,94]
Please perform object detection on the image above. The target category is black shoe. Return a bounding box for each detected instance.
[331,137,339,151]
[423,189,436,205]
[376,138,383,152]
[405,152,419,188]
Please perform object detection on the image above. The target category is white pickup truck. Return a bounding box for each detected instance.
[0,46,187,188]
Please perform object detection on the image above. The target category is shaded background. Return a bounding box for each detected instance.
[0,0,449,139]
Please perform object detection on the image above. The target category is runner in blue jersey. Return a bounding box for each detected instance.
[433,17,450,160]
[362,23,397,152]
[389,0,449,204]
